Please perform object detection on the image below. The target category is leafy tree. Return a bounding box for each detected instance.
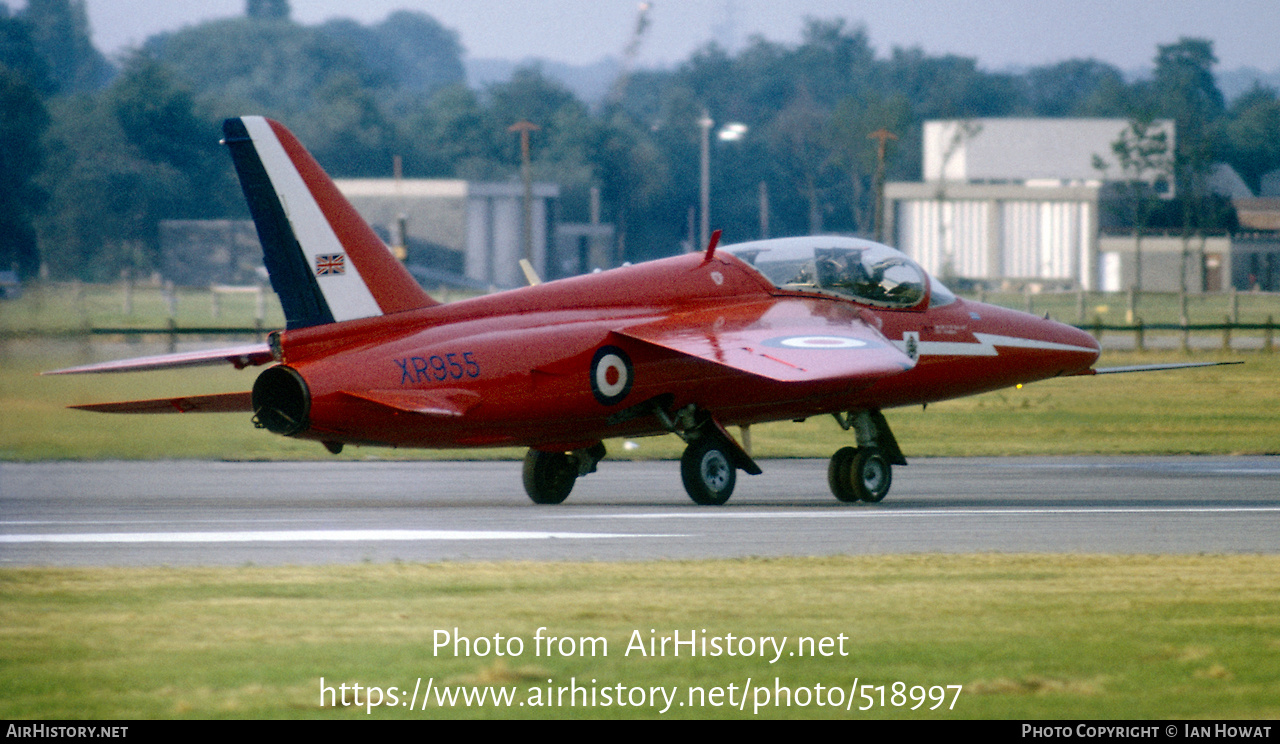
[1093,118,1173,290]
[145,17,381,121]
[107,54,223,181]
[398,84,501,176]
[1153,39,1226,210]
[1221,84,1280,195]
[319,11,464,100]
[246,0,290,21]
[766,90,832,234]
[587,110,671,260]
[828,94,912,235]
[1023,59,1129,117]
[294,72,399,177]
[0,11,53,93]
[0,66,50,276]
[880,48,1022,120]
[18,0,112,93]
[1154,38,1226,127]
[789,19,876,107]
[37,55,241,281]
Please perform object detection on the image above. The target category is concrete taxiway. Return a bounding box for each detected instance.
[1,457,1276,565]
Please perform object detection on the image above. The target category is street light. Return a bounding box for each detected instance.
[718,122,748,142]
[698,113,750,250]
[698,110,713,250]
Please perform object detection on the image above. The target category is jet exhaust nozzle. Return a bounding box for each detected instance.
[252,365,310,436]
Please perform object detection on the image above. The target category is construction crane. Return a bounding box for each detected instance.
[608,2,652,105]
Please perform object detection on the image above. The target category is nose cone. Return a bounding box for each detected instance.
[1059,321,1102,373]
[1022,313,1100,378]
[972,301,1101,379]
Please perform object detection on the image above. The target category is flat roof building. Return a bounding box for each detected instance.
[335,178,560,289]
[890,118,1180,291]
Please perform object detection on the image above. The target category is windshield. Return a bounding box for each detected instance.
[724,237,929,309]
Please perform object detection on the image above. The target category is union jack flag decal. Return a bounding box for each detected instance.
[315,253,345,276]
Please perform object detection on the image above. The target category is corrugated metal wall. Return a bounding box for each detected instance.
[896,197,1093,285]
[895,200,990,278]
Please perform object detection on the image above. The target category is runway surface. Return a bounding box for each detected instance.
[1,457,1277,565]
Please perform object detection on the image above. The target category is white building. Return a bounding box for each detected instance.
[888,118,1176,290]
[335,178,559,289]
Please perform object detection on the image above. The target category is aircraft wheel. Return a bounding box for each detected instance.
[522,450,577,505]
[851,447,892,503]
[681,438,736,505]
[827,446,859,502]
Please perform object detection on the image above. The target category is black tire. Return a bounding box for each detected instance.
[680,438,736,505]
[827,446,859,502]
[851,447,892,503]
[522,450,577,504]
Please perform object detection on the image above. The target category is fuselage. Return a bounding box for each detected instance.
[265,246,1100,451]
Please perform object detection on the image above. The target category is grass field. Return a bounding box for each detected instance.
[2,556,1278,719]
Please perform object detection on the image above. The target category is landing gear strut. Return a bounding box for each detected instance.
[522,443,606,504]
[828,410,905,503]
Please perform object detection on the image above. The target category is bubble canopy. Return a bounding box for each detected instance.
[723,237,953,309]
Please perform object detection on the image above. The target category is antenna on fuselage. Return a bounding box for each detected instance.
[702,229,722,264]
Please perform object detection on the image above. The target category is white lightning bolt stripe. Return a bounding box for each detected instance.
[895,333,1097,358]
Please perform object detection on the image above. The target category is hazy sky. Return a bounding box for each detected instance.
[71,0,1280,73]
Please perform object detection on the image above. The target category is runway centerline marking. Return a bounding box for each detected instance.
[0,529,690,544]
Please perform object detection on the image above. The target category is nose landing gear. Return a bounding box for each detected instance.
[828,446,892,502]
[828,410,905,503]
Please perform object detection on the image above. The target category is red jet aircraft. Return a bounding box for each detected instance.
[50,117,1230,505]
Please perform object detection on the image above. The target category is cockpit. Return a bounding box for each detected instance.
[723,237,954,309]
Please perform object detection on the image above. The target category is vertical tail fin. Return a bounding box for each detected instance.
[222,116,436,329]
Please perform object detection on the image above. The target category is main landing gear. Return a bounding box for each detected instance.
[521,406,904,506]
[522,443,606,504]
[827,410,906,503]
[655,404,761,506]
[680,436,738,505]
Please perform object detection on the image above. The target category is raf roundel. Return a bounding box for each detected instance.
[590,346,633,406]
[762,335,870,350]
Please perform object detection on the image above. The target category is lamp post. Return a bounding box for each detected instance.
[698,110,713,250]
[698,114,750,250]
[867,128,897,244]
[508,120,540,264]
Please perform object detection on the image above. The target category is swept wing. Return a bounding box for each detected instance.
[616,298,914,384]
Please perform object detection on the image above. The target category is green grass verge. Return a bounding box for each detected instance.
[2,556,1277,719]
[3,339,1274,460]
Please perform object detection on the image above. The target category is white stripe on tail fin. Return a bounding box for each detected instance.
[223,116,436,329]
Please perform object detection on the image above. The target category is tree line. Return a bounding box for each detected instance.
[2,0,1279,282]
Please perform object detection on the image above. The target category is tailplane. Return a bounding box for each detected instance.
[222,116,436,329]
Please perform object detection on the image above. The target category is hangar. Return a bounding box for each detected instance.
[886,118,1176,291]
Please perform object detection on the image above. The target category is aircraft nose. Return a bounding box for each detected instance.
[1057,320,1101,371]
